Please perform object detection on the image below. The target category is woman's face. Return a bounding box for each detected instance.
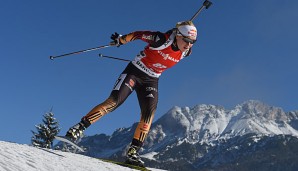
[176,35,195,52]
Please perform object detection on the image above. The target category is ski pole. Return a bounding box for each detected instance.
[99,54,131,62]
[190,0,213,21]
[49,44,112,60]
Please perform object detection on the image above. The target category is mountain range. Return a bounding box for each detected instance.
[57,100,298,171]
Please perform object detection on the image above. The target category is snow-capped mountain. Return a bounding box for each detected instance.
[147,100,298,145]
[62,100,298,171]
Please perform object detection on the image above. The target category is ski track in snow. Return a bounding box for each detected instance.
[0,141,165,171]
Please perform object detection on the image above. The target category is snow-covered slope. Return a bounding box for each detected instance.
[0,141,165,171]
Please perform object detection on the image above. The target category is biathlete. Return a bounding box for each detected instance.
[65,21,197,167]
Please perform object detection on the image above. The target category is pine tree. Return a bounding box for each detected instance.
[31,111,60,149]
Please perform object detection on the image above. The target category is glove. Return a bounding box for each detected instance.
[110,32,123,47]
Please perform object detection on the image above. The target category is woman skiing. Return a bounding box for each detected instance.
[65,21,197,167]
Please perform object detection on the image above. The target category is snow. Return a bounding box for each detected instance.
[141,152,159,161]
[0,141,166,171]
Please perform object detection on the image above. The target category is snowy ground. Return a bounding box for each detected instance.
[0,141,165,171]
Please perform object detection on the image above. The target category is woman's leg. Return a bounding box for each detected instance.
[66,73,137,140]
[125,77,158,166]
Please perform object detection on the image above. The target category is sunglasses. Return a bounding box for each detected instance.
[177,31,196,44]
[182,36,196,44]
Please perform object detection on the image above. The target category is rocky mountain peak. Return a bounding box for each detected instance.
[239,100,287,121]
[148,100,298,145]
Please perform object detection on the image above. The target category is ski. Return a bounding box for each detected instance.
[99,159,151,171]
[54,136,85,152]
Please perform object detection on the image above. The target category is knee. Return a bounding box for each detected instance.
[101,96,118,113]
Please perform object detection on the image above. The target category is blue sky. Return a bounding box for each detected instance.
[1,0,297,144]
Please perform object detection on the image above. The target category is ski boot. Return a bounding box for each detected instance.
[65,119,90,142]
[125,145,145,167]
